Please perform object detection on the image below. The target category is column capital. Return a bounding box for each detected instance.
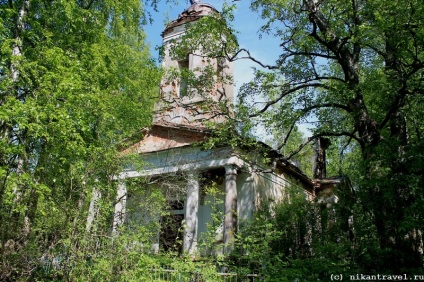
[224,165,237,175]
[186,171,199,185]
[245,174,254,182]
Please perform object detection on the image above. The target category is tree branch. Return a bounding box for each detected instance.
[283,130,360,161]
[249,82,330,118]
[302,102,352,113]
[278,49,338,62]
[228,48,279,70]
[277,122,297,151]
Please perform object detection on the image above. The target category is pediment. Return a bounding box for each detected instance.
[122,123,208,154]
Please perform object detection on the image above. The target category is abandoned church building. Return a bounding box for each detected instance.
[111,0,338,256]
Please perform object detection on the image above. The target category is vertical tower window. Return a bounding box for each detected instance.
[178,56,189,97]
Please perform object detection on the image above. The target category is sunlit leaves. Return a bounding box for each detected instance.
[0,0,160,279]
[238,0,424,273]
[169,11,238,60]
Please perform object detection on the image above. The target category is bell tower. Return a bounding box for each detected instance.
[153,1,234,127]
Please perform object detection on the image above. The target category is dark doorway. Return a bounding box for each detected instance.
[159,214,184,253]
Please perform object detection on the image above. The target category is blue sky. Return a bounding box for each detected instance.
[143,0,281,89]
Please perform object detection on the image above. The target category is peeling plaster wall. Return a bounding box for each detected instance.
[253,169,314,212]
[237,172,255,224]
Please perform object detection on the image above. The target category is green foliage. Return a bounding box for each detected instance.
[2,0,424,279]
[197,182,225,257]
[169,3,238,60]
[25,175,230,281]
[227,0,424,273]
[229,185,356,281]
[0,0,160,280]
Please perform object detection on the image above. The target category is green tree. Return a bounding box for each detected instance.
[0,0,160,280]
[230,0,424,272]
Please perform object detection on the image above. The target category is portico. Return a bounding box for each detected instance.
[113,124,252,254]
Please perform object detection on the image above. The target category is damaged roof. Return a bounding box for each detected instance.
[162,1,218,36]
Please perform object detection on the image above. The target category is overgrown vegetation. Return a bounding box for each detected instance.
[2,0,424,280]
[230,0,424,274]
[0,0,160,280]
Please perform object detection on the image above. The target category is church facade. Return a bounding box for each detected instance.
[111,1,331,256]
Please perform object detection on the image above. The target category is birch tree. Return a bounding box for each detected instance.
[0,0,160,280]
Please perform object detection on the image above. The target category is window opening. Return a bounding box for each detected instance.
[178,57,189,97]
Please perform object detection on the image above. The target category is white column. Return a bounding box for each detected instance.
[112,181,127,235]
[183,172,199,255]
[224,165,237,254]
[86,186,101,233]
